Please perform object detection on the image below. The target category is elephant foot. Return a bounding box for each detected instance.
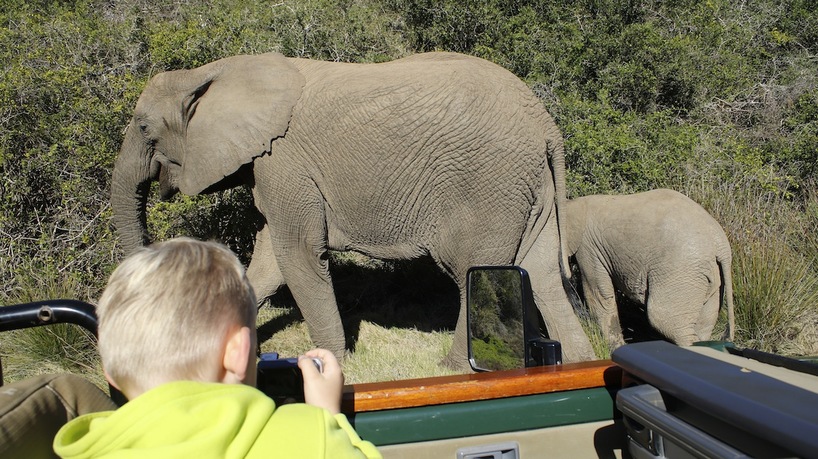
[560,337,598,363]
[440,351,471,372]
[309,341,346,365]
[329,348,347,365]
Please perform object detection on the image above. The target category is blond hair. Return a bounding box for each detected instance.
[97,237,256,396]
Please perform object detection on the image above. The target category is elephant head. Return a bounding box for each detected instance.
[111,53,305,253]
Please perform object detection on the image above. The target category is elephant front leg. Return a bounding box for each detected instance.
[245,223,286,305]
[279,251,347,360]
[252,177,347,359]
[442,289,471,371]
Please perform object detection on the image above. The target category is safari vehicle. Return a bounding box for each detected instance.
[2,268,818,458]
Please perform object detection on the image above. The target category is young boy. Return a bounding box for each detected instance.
[53,237,381,458]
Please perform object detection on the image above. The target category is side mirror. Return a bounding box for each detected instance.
[466,266,562,371]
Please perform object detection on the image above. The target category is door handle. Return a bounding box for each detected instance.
[456,441,519,459]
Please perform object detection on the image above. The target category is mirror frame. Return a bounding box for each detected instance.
[466,266,561,371]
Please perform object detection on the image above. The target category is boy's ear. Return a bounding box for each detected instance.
[222,326,252,385]
[104,370,120,390]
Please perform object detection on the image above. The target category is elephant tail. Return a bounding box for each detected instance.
[515,137,572,282]
[717,253,736,342]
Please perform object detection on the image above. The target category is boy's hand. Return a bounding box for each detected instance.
[298,348,343,414]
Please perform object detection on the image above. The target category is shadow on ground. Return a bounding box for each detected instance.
[185,192,461,352]
[256,255,460,352]
[617,295,668,344]
[257,254,671,354]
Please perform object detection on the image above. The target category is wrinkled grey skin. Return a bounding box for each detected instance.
[563,189,736,350]
[111,52,596,366]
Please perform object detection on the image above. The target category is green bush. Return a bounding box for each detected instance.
[471,335,522,371]
[561,91,699,196]
[732,239,818,355]
[0,6,134,303]
[146,187,261,265]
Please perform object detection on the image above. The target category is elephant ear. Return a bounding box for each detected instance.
[179,53,304,195]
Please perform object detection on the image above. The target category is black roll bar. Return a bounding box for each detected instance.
[0,299,98,335]
[0,300,98,388]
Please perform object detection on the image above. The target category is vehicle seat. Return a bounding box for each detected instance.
[0,373,117,459]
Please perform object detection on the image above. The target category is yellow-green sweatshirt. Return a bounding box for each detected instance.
[53,380,382,459]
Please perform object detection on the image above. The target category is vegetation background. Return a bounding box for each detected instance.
[1,0,817,384]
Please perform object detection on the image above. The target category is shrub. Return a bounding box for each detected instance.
[0,6,135,303]
[732,240,818,355]
[561,91,698,196]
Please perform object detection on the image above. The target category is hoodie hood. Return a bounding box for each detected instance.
[54,380,381,459]
[54,381,274,458]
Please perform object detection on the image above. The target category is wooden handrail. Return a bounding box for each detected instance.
[342,359,621,413]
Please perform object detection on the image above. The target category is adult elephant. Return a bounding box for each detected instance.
[111,52,596,365]
[563,189,736,351]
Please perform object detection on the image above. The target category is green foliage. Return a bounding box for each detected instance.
[0,5,135,303]
[146,187,261,265]
[135,0,407,69]
[768,88,818,180]
[471,336,521,371]
[267,0,408,62]
[561,91,699,196]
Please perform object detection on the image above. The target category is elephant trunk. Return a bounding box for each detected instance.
[111,121,154,254]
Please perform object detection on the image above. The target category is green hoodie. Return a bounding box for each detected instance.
[53,381,381,459]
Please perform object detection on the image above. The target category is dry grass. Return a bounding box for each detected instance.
[0,325,105,388]
[331,322,458,383]
[0,278,105,388]
[683,179,818,356]
[257,305,459,384]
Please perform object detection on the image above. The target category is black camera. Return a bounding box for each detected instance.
[256,352,323,405]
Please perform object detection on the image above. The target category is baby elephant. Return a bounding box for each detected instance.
[563,189,735,350]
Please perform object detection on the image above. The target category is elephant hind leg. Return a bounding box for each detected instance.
[694,285,721,342]
[582,276,625,352]
[647,284,708,346]
[520,218,596,362]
